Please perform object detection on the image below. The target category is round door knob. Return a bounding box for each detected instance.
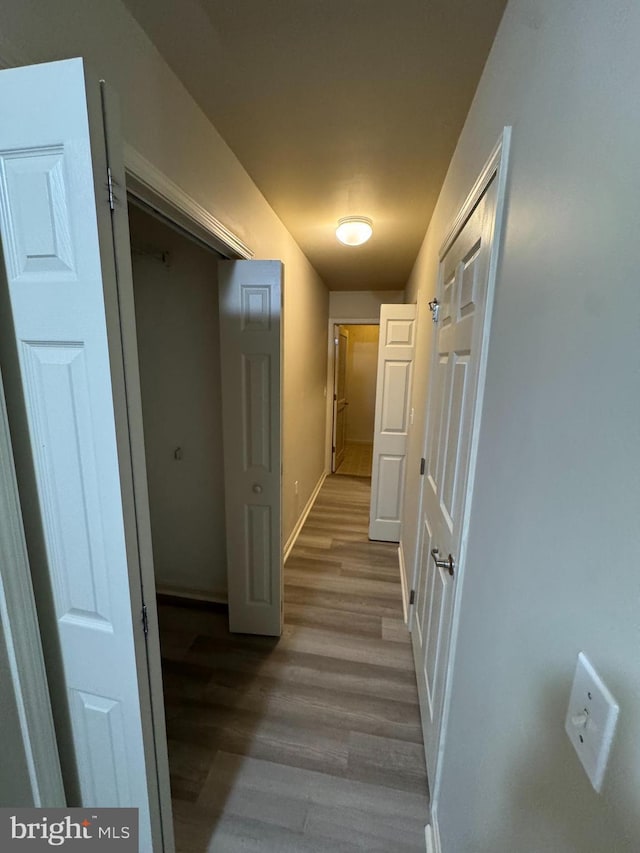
[252,483,263,494]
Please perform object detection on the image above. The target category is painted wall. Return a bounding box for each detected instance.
[129,205,227,600]
[0,0,328,548]
[342,324,379,444]
[401,1,640,850]
[330,289,404,320]
[0,629,33,806]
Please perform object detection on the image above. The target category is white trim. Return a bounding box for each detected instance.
[156,585,228,605]
[425,819,442,853]
[0,367,65,806]
[439,132,508,260]
[123,143,253,260]
[428,127,512,820]
[283,472,327,562]
[398,543,409,623]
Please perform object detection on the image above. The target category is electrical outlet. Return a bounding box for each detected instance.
[565,652,619,792]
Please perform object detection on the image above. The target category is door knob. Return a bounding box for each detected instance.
[431,548,455,577]
[252,483,263,494]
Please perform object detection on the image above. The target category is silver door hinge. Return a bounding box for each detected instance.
[420,457,426,475]
[334,337,339,346]
[409,590,415,605]
[428,298,439,323]
[142,604,149,636]
[107,166,115,212]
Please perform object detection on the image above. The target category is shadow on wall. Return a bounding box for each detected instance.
[473,674,638,853]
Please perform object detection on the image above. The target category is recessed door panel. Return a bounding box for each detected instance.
[381,361,412,434]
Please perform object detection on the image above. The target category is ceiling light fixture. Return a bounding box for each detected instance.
[336,216,373,246]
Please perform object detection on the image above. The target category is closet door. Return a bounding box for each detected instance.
[219,260,283,636]
[0,58,167,850]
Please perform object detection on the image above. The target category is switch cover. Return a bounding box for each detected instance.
[565,652,619,792]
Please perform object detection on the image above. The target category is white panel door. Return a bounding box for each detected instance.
[219,260,283,636]
[0,59,158,846]
[413,178,498,787]
[369,304,416,541]
[332,324,349,471]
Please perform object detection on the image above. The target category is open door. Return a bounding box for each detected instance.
[219,260,283,636]
[0,59,169,850]
[369,304,416,541]
[332,324,349,472]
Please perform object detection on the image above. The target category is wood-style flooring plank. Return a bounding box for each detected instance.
[160,474,429,852]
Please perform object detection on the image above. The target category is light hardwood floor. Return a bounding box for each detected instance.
[159,474,429,852]
[335,442,373,477]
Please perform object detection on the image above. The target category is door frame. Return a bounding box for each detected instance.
[119,146,255,842]
[417,128,512,839]
[324,316,380,474]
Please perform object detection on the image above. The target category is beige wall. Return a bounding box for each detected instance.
[129,205,227,600]
[0,0,328,547]
[329,289,404,320]
[341,325,379,444]
[401,1,640,850]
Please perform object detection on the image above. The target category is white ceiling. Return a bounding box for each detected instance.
[122,0,507,291]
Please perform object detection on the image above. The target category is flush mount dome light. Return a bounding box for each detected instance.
[336,216,373,246]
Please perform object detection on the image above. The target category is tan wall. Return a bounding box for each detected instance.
[0,0,328,547]
[330,289,404,320]
[341,325,379,444]
[129,205,227,600]
[401,0,640,850]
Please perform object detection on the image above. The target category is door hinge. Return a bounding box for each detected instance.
[142,603,149,636]
[333,393,337,401]
[409,589,416,605]
[334,337,339,346]
[332,445,336,453]
[107,166,115,212]
[420,457,426,475]
[428,298,439,324]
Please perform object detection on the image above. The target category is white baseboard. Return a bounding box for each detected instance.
[283,472,327,563]
[156,584,227,605]
[398,541,408,623]
[425,821,441,853]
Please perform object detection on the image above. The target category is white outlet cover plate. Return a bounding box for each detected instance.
[565,651,619,792]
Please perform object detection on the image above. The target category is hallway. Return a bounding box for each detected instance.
[159,474,429,852]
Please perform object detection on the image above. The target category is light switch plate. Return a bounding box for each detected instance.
[565,652,619,792]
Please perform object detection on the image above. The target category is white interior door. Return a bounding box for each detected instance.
[369,304,416,541]
[413,178,498,787]
[332,324,349,471]
[219,260,283,636]
[0,58,162,847]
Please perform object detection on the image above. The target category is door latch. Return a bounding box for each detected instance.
[428,298,439,323]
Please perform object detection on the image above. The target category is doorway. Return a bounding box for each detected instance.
[127,202,227,605]
[332,323,379,478]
